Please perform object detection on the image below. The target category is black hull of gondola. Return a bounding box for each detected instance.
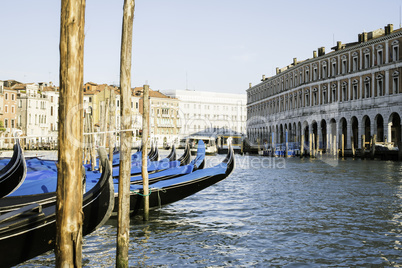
[0,140,27,198]
[0,148,114,268]
[128,171,231,216]
[112,145,234,216]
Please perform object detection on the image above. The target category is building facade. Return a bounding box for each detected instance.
[16,82,59,148]
[247,24,402,153]
[135,87,180,147]
[162,89,247,138]
[0,81,18,148]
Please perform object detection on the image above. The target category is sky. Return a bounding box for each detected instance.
[1,0,402,94]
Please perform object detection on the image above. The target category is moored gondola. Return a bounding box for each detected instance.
[114,142,234,216]
[178,142,191,166]
[0,147,114,268]
[0,139,27,198]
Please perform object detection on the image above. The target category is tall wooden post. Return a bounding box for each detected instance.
[116,0,135,267]
[371,134,376,159]
[341,134,345,158]
[285,131,288,158]
[90,115,96,171]
[56,0,85,266]
[300,134,304,157]
[142,84,150,221]
[333,135,337,156]
[351,136,355,157]
[109,90,115,167]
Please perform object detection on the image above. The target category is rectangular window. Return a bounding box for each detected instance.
[364,54,370,68]
[313,92,317,105]
[393,77,399,94]
[305,94,310,106]
[342,60,347,74]
[377,50,383,65]
[332,63,336,76]
[393,46,399,62]
[377,80,383,96]
[313,68,317,81]
[342,86,347,101]
[365,83,370,98]
[353,85,358,100]
[353,57,358,71]
[11,94,15,101]
[332,89,336,103]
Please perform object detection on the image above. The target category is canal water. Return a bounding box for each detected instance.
[17,153,402,267]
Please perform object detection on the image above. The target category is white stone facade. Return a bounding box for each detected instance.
[162,89,247,138]
[247,24,402,152]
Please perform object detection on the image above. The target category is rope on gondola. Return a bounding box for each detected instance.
[131,189,152,197]
[157,189,166,208]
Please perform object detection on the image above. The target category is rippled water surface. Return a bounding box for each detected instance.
[18,153,402,267]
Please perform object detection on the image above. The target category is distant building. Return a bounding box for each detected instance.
[247,24,402,153]
[161,89,247,138]
[134,87,180,147]
[83,82,143,148]
[0,81,18,148]
[15,82,58,148]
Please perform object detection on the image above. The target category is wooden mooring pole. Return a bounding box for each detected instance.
[56,0,85,266]
[116,0,135,267]
[142,84,150,221]
[109,89,115,168]
[341,134,345,158]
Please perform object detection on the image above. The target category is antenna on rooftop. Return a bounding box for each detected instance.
[186,71,188,90]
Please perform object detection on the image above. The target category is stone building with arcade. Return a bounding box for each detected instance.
[246,24,402,155]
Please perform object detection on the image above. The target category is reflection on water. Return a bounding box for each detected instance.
[18,154,402,267]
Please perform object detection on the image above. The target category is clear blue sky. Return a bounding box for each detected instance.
[1,0,402,94]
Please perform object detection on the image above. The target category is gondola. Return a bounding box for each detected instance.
[0,147,114,268]
[0,139,27,198]
[189,140,206,170]
[178,142,191,166]
[112,142,234,216]
[2,143,190,204]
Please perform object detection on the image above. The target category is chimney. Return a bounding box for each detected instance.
[359,32,368,43]
[313,51,317,58]
[293,58,297,65]
[337,41,342,51]
[318,47,325,56]
[385,24,394,35]
[276,67,280,75]
[249,83,252,89]
[262,74,266,81]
